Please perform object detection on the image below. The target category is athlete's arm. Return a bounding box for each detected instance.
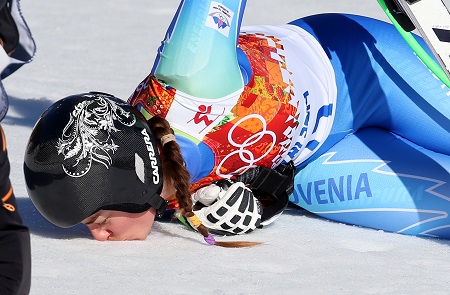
[152,0,246,99]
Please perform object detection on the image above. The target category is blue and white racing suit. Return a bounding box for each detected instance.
[130,0,450,239]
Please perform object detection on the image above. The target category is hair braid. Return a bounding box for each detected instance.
[147,117,191,209]
[147,116,261,248]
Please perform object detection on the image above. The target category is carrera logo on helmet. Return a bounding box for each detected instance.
[141,128,160,184]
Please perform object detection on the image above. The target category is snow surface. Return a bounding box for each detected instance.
[4,0,450,294]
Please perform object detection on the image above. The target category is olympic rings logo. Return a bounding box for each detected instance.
[216,114,276,178]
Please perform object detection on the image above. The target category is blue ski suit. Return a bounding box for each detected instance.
[129,0,450,239]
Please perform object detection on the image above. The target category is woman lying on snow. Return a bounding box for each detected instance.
[24,0,450,245]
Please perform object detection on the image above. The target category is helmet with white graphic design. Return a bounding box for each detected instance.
[24,92,166,228]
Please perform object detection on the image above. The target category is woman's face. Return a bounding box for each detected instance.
[82,182,176,241]
[82,208,157,241]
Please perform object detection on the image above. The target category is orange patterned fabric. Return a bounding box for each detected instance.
[129,32,300,191]
[191,33,299,189]
[129,75,176,119]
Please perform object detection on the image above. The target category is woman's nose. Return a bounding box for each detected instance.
[86,224,111,241]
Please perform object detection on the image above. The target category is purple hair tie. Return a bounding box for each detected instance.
[204,234,216,245]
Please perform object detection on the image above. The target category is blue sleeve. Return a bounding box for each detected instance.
[152,0,246,99]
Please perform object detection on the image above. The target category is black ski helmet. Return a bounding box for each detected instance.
[24,92,167,228]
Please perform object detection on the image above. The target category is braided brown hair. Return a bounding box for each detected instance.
[147,116,260,248]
